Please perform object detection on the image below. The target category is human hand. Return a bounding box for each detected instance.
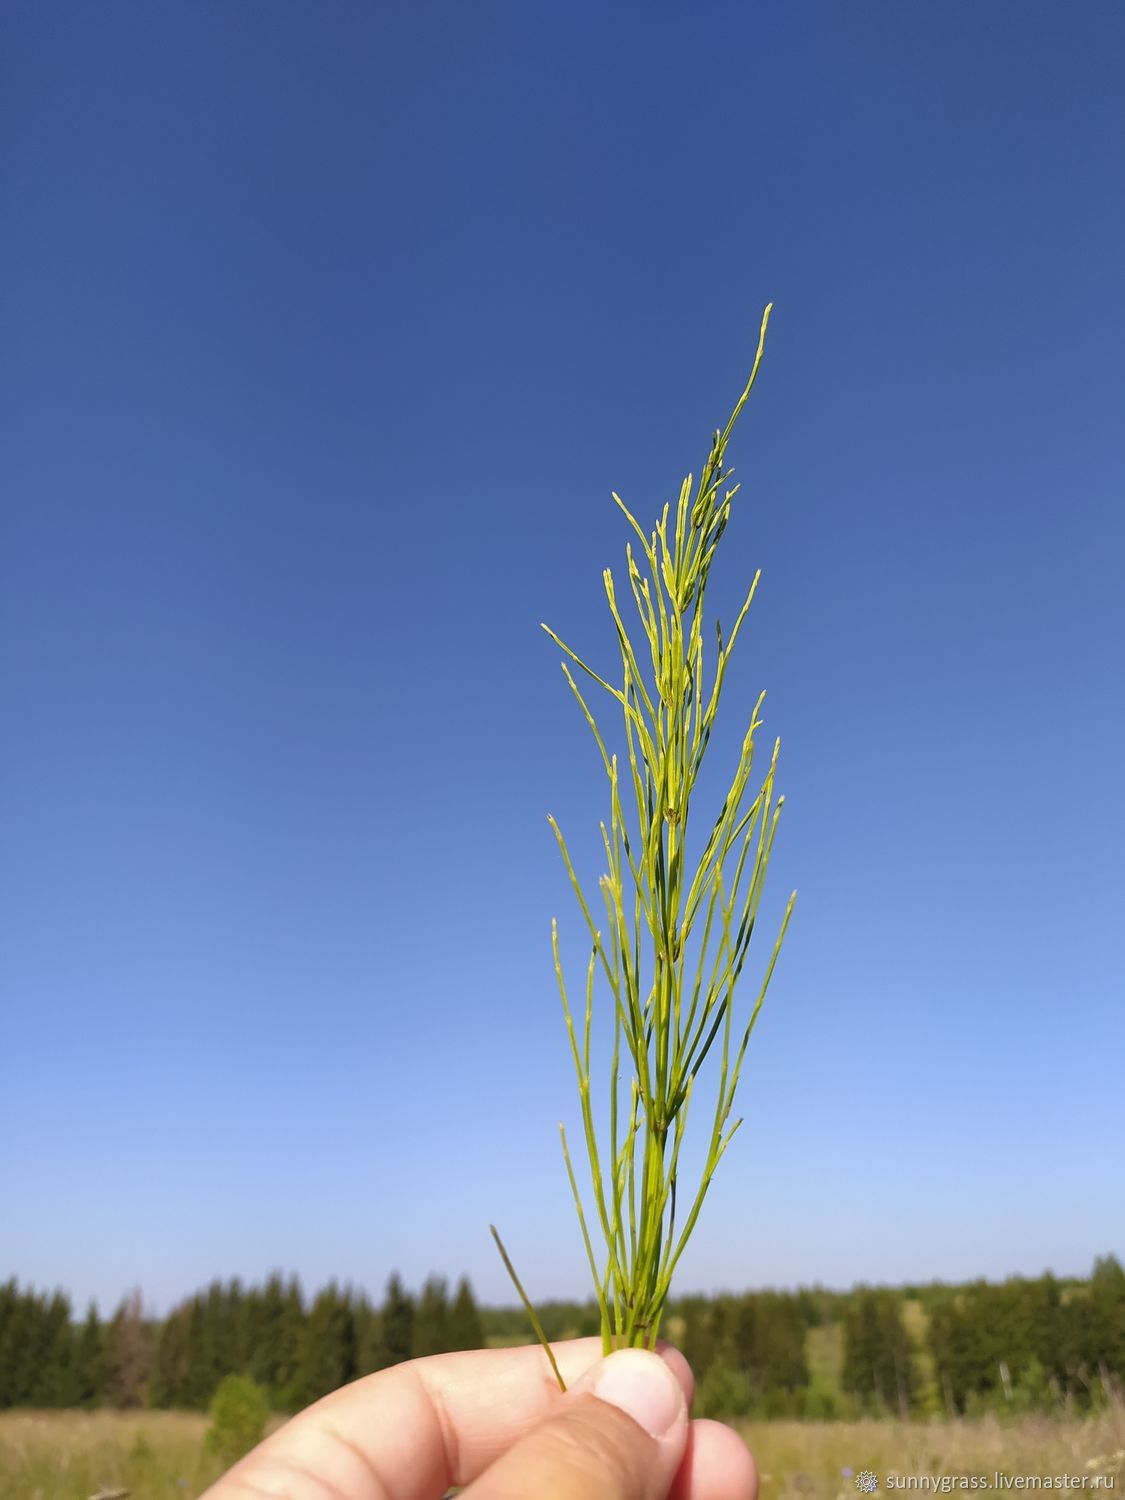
[201,1336,757,1500]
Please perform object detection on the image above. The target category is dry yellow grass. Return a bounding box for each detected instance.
[0,1409,214,1499]
[1,1406,1122,1500]
[745,1410,1125,1500]
[0,1408,284,1500]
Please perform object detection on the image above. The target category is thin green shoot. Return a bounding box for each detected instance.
[495,304,795,1383]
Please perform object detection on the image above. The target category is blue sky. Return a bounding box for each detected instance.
[2,2,1122,1319]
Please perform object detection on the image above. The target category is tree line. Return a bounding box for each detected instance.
[923,1256,1125,1415]
[1,1255,1122,1419]
[672,1256,1125,1418]
[0,1272,482,1413]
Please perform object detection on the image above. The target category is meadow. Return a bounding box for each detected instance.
[2,1405,1122,1500]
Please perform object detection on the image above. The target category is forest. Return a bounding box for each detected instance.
[2,1256,1123,1421]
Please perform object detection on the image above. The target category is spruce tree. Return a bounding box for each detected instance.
[448,1277,483,1352]
[0,1284,39,1405]
[291,1283,357,1407]
[412,1276,450,1358]
[32,1292,78,1407]
[151,1305,191,1409]
[225,1276,251,1374]
[381,1274,414,1367]
[276,1276,306,1403]
[246,1271,301,1397]
[184,1295,213,1409]
[74,1301,106,1407]
[842,1288,916,1414]
[675,1295,718,1385]
[201,1280,230,1396]
[731,1292,808,1401]
[0,1280,17,1407]
[354,1295,385,1376]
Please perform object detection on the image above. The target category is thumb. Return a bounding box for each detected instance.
[463,1347,689,1500]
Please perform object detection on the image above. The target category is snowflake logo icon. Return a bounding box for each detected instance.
[855,1472,879,1494]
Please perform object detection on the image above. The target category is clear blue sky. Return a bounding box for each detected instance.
[2,2,1122,1320]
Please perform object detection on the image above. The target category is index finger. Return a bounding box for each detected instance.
[206,1338,694,1500]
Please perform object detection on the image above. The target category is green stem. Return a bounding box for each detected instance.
[489,1225,566,1391]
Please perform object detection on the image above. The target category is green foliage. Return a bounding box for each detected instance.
[150,1275,309,1411]
[412,1275,450,1358]
[246,1274,305,1402]
[74,1302,105,1407]
[380,1273,415,1367]
[795,1373,844,1420]
[448,1276,484,1352]
[795,1287,827,1328]
[921,1267,1125,1415]
[697,1361,752,1419]
[675,1289,809,1415]
[128,1430,155,1462]
[31,1293,80,1407]
[203,1373,269,1466]
[0,1282,81,1408]
[841,1288,917,1414]
[1087,1254,1125,1375]
[481,1297,602,1344]
[290,1283,356,1408]
[1009,1356,1053,1413]
[353,1299,384,1377]
[3,1256,1123,1421]
[513,306,794,1365]
[150,1305,190,1409]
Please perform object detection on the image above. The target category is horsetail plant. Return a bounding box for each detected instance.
[492,304,794,1389]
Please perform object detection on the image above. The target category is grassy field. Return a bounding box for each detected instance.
[2,1407,1122,1500]
[0,1410,221,1498]
[749,1410,1124,1500]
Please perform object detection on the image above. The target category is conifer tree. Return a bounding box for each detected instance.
[275,1275,306,1402]
[183,1295,213,1408]
[74,1301,106,1407]
[842,1288,916,1414]
[354,1295,386,1376]
[151,1305,191,1409]
[0,1281,16,1407]
[381,1274,414,1367]
[448,1277,483,1352]
[0,1282,39,1405]
[730,1292,808,1400]
[32,1291,78,1407]
[225,1276,251,1374]
[291,1283,356,1406]
[412,1275,450,1358]
[675,1295,718,1384]
[200,1281,231,1396]
[245,1272,304,1400]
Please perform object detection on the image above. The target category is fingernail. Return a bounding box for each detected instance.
[591,1350,682,1438]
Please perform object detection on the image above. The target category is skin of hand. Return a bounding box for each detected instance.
[201,1336,757,1500]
